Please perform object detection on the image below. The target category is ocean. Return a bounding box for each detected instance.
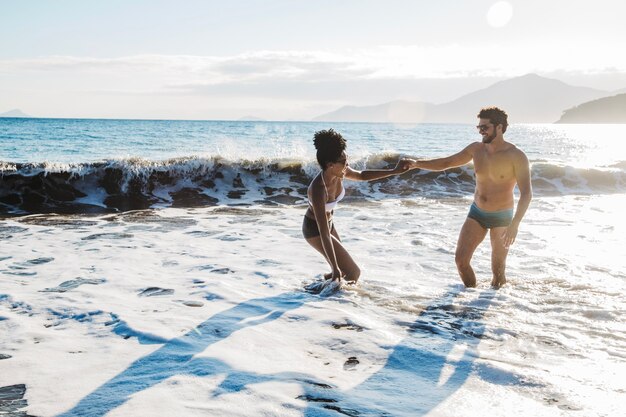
[1,118,625,416]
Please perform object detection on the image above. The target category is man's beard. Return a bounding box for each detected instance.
[482,132,496,143]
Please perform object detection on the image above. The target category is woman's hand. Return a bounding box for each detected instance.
[331,267,343,280]
[394,158,415,173]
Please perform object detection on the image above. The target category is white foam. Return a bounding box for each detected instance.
[1,195,624,416]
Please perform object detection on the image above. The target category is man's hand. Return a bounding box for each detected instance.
[408,159,421,169]
[502,223,519,249]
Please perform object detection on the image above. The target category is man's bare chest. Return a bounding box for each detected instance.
[474,152,515,182]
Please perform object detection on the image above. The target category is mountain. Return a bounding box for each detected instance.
[431,74,606,123]
[313,74,608,123]
[0,109,31,118]
[612,87,626,95]
[313,100,435,123]
[556,93,626,123]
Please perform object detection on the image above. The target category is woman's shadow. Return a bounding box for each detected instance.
[55,291,320,417]
[56,286,497,417]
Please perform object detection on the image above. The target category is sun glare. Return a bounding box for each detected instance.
[486,1,513,28]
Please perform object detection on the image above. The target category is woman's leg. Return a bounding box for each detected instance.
[306,233,360,282]
[322,225,342,279]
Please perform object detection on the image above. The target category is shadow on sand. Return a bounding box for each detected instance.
[55,292,319,417]
[300,286,497,416]
[55,287,497,417]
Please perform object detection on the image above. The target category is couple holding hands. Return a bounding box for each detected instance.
[303,106,532,290]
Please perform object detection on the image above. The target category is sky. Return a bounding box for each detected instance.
[1,0,625,120]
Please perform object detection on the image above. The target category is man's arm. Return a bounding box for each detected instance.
[344,158,412,181]
[410,143,477,171]
[502,150,532,248]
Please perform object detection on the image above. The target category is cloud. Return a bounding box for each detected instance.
[2,43,624,85]
[2,45,625,119]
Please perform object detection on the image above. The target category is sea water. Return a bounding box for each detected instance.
[0,118,625,416]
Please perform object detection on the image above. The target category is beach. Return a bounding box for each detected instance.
[1,120,625,416]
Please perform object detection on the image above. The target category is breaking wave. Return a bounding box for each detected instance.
[1,154,625,215]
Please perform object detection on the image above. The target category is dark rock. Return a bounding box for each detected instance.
[20,191,46,212]
[0,384,32,416]
[343,357,359,371]
[227,190,247,199]
[52,203,114,215]
[296,395,337,403]
[289,173,310,185]
[243,166,263,175]
[100,167,123,194]
[104,194,156,211]
[45,171,74,183]
[232,174,245,188]
[322,405,360,416]
[265,194,303,205]
[0,194,21,205]
[138,287,174,297]
[41,278,106,293]
[25,174,44,190]
[150,171,176,187]
[170,188,218,208]
[126,177,145,195]
[199,179,216,189]
[42,180,78,202]
[332,322,365,332]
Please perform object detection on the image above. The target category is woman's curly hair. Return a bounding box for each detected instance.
[313,129,347,169]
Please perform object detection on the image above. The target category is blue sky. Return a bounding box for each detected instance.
[1,0,625,119]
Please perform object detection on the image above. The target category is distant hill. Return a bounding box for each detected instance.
[0,109,31,118]
[556,94,626,123]
[313,100,435,123]
[313,74,608,123]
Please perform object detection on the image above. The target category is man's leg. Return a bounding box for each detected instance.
[489,227,510,288]
[455,218,488,287]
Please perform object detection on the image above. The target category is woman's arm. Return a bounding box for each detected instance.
[309,180,342,278]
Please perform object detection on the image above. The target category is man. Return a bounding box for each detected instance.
[409,107,532,288]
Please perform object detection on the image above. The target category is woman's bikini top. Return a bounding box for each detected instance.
[309,171,345,212]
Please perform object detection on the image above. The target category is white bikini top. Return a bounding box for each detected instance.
[309,171,345,212]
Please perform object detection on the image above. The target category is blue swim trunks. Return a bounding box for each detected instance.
[467,202,513,229]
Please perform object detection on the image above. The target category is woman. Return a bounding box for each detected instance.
[303,129,411,284]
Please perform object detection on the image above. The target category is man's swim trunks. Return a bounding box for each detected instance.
[467,202,514,229]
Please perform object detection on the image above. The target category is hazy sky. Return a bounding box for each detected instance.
[1,0,625,120]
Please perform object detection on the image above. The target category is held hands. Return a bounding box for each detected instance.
[394,158,416,173]
[407,159,421,169]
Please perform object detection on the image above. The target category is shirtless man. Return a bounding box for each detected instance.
[409,107,532,288]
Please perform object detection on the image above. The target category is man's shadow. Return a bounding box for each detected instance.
[300,286,498,417]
